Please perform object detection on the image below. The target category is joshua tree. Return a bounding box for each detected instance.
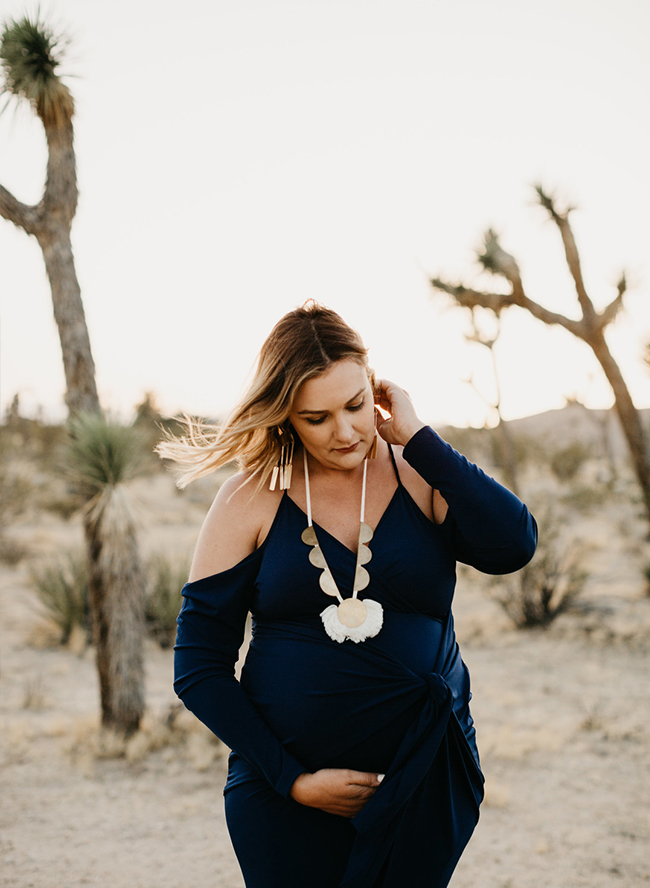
[463,313,520,495]
[0,14,100,416]
[430,185,650,530]
[66,414,147,736]
[1,16,149,737]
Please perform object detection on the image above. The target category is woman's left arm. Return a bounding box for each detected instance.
[376,379,537,575]
[402,425,537,574]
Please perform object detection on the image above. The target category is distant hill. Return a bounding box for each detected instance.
[440,404,650,462]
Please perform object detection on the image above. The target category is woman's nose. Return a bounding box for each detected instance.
[334,414,354,441]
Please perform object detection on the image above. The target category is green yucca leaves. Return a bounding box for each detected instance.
[145,553,190,648]
[30,547,188,648]
[30,551,90,644]
[1,14,74,124]
[477,228,502,275]
[66,413,149,498]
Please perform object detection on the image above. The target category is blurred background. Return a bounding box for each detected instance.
[2,3,649,888]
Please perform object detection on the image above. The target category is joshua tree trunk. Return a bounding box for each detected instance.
[0,19,100,417]
[68,415,148,737]
[84,487,145,737]
[36,228,99,416]
[588,329,650,518]
[430,185,650,531]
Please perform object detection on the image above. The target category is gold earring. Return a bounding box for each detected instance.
[368,409,379,459]
[269,426,295,490]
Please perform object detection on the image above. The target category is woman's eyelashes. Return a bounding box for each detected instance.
[304,400,365,426]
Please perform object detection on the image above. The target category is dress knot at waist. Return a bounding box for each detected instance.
[342,671,458,888]
[424,671,450,706]
[351,671,452,837]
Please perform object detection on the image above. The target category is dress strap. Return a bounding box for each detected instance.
[387,443,402,485]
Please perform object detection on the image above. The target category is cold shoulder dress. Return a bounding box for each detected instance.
[174,427,537,888]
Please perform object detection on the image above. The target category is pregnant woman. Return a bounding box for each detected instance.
[158,302,537,888]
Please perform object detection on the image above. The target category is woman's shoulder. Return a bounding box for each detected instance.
[188,471,282,581]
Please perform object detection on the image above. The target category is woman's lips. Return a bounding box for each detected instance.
[334,442,360,453]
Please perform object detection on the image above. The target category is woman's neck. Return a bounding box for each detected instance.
[300,440,384,486]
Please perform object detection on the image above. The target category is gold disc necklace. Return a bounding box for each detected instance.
[301,448,384,643]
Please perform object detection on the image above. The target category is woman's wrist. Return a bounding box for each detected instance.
[399,420,427,447]
[290,771,312,801]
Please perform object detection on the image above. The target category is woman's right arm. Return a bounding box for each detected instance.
[175,475,307,797]
[176,474,382,813]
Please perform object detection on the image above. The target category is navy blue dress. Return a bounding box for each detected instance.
[174,427,537,888]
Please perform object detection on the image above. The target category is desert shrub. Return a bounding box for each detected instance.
[550,441,591,482]
[30,552,91,645]
[439,426,490,464]
[0,468,33,564]
[489,430,544,472]
[0,536,28,565]
[0,418,67,467]
[29,548,189,648]
[25,422,68,466]
[489,516,588,628]
[513,433,547,467]
[0,469,32,516]
[561,482,608,514]
[145,553,190,648]
[22,673,48,710]
[643,562,650,597]
[0,419,81,526]
[42,491,82,520]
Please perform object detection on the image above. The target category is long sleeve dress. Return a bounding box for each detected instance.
[174,428,537,888]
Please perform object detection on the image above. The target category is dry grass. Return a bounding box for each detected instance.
[21,673,48,710]
[58,704,228,771]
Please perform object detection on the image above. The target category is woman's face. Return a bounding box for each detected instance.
[289,359,375,471]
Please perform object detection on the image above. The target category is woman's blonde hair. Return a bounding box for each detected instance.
[156,302,372,488]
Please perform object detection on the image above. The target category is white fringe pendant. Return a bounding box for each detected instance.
[302,450,384,644]
[320,598,384,644]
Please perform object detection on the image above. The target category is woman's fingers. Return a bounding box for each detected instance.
[345,769,384,790]
[332,772,382,816]
[290,769,385,817]
[375,378,401,409]
[374,378,424,447]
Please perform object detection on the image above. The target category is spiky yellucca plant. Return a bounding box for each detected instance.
[66,413,149,500]
[65,413,148,736]
[0,13,74,125]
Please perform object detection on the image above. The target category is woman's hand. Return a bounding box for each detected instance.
[290,769,384,818]
[374,378,426,448]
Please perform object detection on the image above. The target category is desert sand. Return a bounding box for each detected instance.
[1,422,649,888]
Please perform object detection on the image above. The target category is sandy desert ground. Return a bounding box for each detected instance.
[1,426,650,888]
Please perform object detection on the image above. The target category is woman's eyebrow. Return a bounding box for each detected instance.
[296,387,366,415]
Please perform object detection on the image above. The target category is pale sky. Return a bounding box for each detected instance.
[1,0,649,428]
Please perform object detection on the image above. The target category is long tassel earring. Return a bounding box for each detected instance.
[269,427,295,491]
[368,408,379,459]
[368,430,378,459]
[280,428,294,489]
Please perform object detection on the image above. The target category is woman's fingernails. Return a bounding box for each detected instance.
[377,774,385,783]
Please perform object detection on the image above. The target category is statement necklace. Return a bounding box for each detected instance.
[301,449,384,644]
